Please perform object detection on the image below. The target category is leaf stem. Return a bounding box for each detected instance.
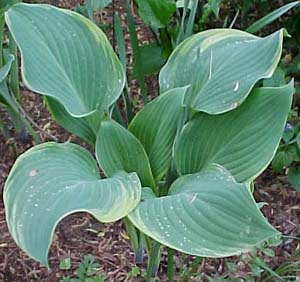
[167,248,175,281]
[123,217,139,256]
[9,89,54,142]
[146,241,160,281]
[8,32,20,101]
[112,104,125,126]
[0,15,5,67]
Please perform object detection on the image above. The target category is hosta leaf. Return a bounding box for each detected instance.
[96,119,155,189]
[5,3,125,117]
[46,97,102,145]
[4,142,141,267]
[159,29,283,114]
[175,82,294,182]
[129,87,187,181]
[129,165,279,257]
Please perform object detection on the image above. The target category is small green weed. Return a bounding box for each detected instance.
[60,255,105,282]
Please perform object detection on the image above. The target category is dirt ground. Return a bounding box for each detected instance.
[0,0,300,281]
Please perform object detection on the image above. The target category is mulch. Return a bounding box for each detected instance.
[0,0,300,281]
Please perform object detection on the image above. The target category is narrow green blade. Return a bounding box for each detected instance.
[246,1,300,33]
[0,54,14,83]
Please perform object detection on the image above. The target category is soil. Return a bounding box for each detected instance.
[0,0,300,281]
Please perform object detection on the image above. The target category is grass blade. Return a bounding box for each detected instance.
[229,9,239,29]
[114,12,133,122]
[126,0,148,104]
[246,1,300,33]
[185,0,198,39]
[0,15,5,67]
[8,32,20,101]
[176,0,189,45]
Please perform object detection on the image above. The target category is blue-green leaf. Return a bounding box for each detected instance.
[4,142,141,267]
[129,165,279,257]
[159,29,283,114]
[175,82,294,182]
[96,119,155,189]
[5,3,125,117]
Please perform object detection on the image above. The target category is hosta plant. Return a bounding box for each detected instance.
[3,2,295,280]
